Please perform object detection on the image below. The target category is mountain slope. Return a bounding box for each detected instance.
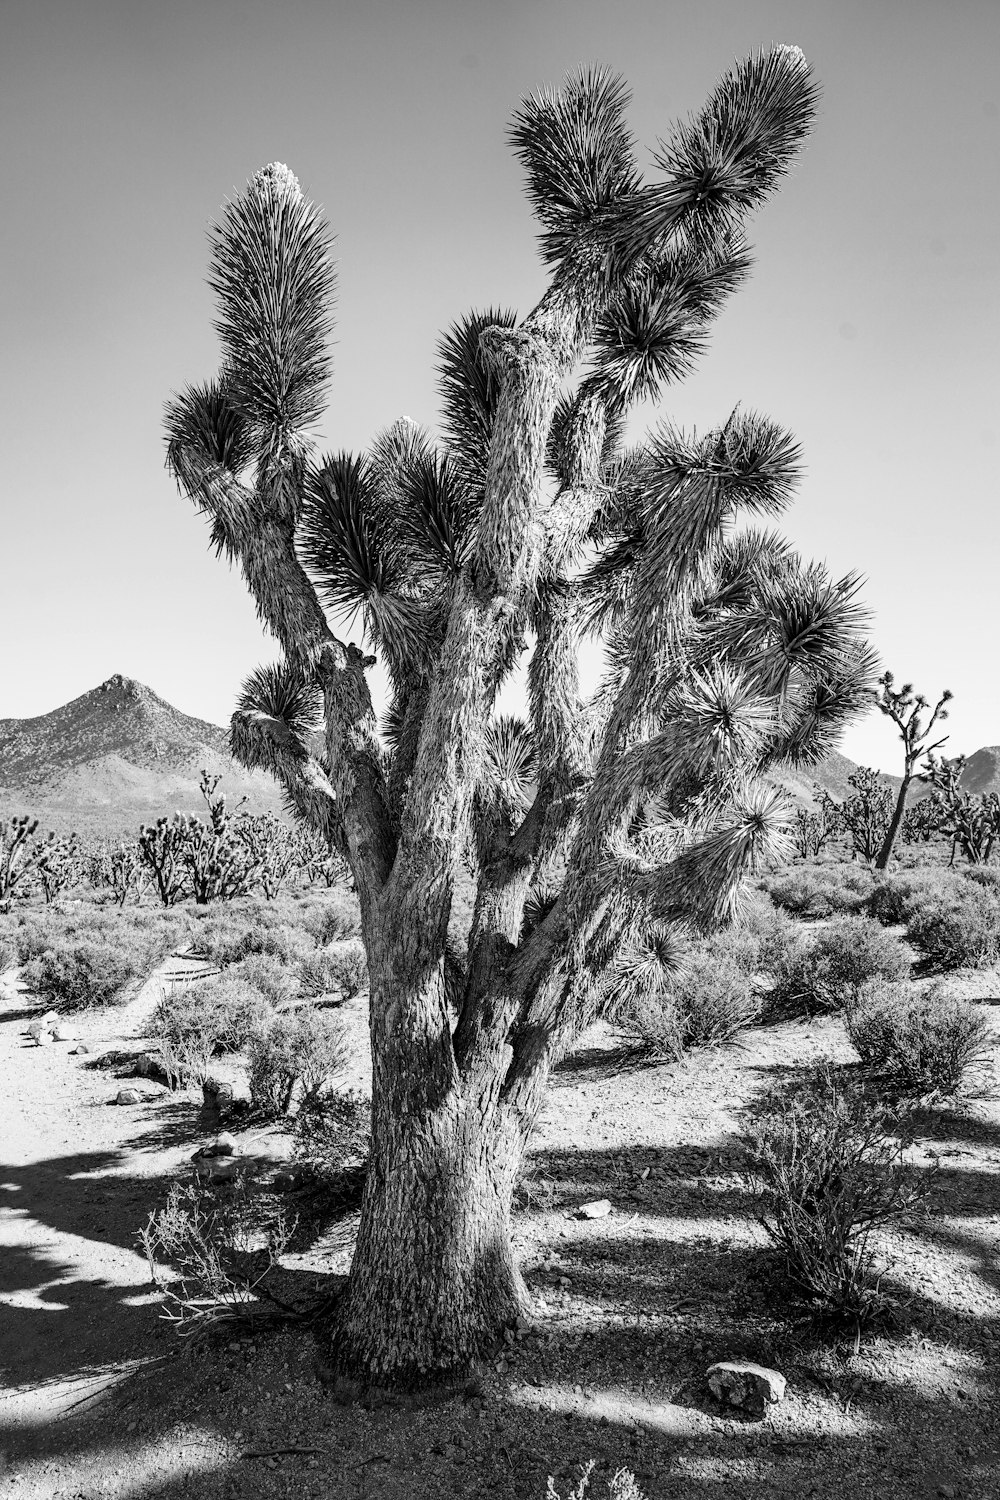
[0,675,290,834]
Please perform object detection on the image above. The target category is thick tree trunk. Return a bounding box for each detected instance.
[331,954,529,1384]
[875,772,912,871]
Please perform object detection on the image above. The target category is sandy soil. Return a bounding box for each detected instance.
[2,956,999,1500]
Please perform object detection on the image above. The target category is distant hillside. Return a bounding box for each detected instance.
[0,675,290,835]
[3,674,998,836]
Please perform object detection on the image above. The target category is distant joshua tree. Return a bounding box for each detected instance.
[165,48,875,1382]
[873,671,951,870]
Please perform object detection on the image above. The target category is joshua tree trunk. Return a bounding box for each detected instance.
[875,772,912,871]
[334,950,529,1379]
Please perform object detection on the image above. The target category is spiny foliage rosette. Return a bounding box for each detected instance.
[165,48,876,1383]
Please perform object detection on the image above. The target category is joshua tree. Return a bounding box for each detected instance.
[873,671,951,870]
[165,48,876,1382]
[923,754,1000,865]
[820,767,892,864]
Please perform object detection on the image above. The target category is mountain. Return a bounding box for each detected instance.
[3,674,998,838]
[0,675,290,835]
[957,746,1000,797]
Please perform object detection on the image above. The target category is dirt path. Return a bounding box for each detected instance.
[2,970,1000,1499]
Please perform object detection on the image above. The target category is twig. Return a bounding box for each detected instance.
[240,1446,328,1460]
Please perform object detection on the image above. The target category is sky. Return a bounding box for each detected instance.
[1,0,997,772]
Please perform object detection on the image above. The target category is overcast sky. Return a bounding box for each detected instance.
[2,0,997,771]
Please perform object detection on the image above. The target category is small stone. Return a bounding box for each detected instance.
[115,1088,142,1106]
[706,1361,786,1410]
[577,1199,612,1220]
[26,1019,50,1041]
[205,1132,237,1157]
[52,1024,77,1042]
[35,1030,53,1046]
[73,1043,90,1055]
[938,1487,957,1499]
[42,1010,59,1026]
[193,1156,240,1183]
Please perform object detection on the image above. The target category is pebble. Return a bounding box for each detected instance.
[115,1088,142,1106]
[706,1360,786,1410]
[576,1199,612,1220]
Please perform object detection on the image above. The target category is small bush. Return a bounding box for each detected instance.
[0,937,15,973]
[194,911,315,969]
[154,976,273,1056]
[744,1071,926,1320]
[248,1009,350,1118]
[619,951,759,1062]
[299,898,361,946]
[707,895,794,976]
[294,1087,371,1179]
[868,869,962,927]
[19,912,177,1009]
[231,951,300,1008]
[763,863,874,920]
[138,1178,294,1334]
[962,866,1000,891]
[770,915,909,1016]
[848,981,993,1094]
[905,883,1000,969]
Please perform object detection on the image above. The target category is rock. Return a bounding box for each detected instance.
[26,1019,51,1041]
[194,1156,240,1183]
[52,1024,77,1042]
[706,1361,786,1410]
[73,1043,90,1055]
[577,1199,612,1219]
[42,1011,59,1026]
[35,1030,53,1046]
[115,1088,142,1106]
[199,1132,237,1158]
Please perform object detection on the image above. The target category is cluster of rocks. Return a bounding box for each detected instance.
[190,1131,299,1190]
[25,1011,85,1050]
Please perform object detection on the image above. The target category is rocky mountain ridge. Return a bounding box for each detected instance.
[2,675,998,836]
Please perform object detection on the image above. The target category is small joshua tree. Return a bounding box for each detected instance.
[0,816,41,905]
[35,831,82,903]
[791,800,839,859]
[873,672,951,870]
[182,773,259,903]
[822,767,893,864]
[138,815,190,906]
[923,754,1000,865]
[165,49,876,1381]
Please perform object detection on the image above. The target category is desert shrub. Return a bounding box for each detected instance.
[905,882,1000,969]
[230,951,300,1008]
[322,938,369,1000]
[848,981,993,1094]
[707,894,794,976]
[867,868,962,926]
[248,1009,350,1118]
[763,862,874,920]
[154,976,273,1056]
[744,1072,926,1320]
[299,897,361,946]
[193,911,315,969]
[294,1087,371,1180]
[138,1177,294,1334]
[19,911,179,1010]
[769,915,909,1016]
[618,951,759,1062]
[963,866,1000,892]
[0,936,17,973]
